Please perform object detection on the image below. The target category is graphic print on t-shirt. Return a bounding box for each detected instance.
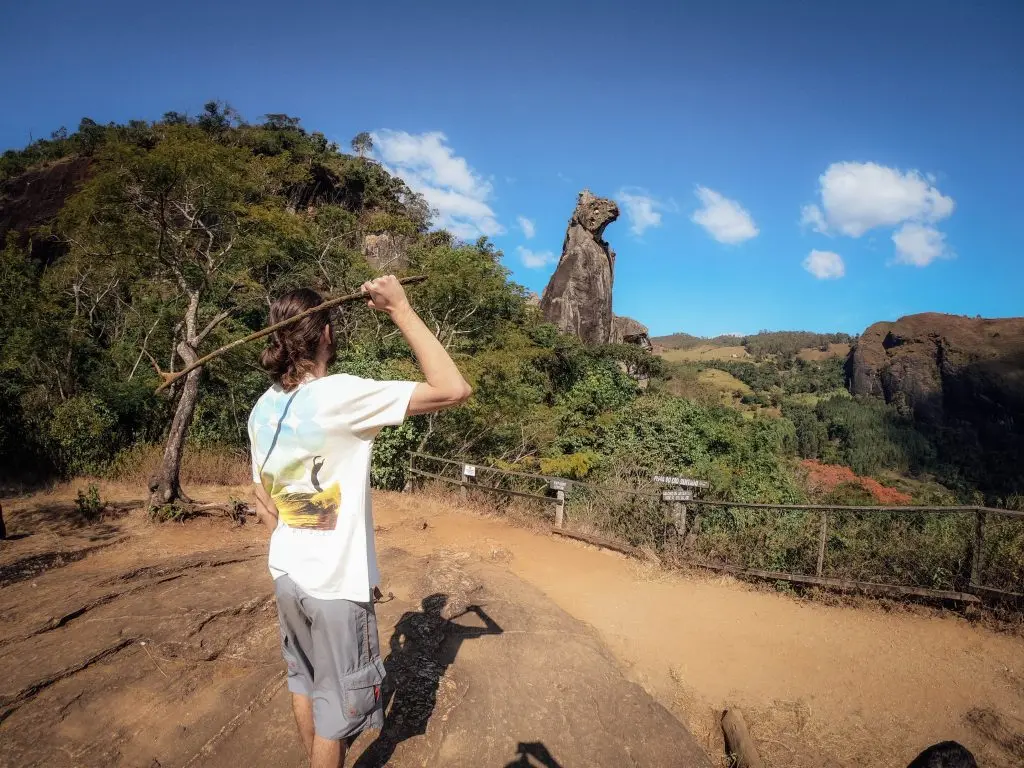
[251,389,341,531]
[260,456,341,531]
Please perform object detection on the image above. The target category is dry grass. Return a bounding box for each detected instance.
[659,344,750,363]
[697,368,753,404]
[796,343,850,362]
[106,443,251,487]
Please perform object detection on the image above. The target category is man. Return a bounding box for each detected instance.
[248,275,471,767]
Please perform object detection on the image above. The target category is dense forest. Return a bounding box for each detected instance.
[0,105,1019,515]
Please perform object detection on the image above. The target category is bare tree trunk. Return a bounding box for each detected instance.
[148,292,203,507]
[148,365,201,506]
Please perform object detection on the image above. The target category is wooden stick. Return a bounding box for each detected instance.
[152,275,428,393]
[721,709,766,768]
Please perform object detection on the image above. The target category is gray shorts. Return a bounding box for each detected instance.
[274,575,386,740]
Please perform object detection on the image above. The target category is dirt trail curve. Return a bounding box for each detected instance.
[376,492,1024,768]
[0,485,710,768]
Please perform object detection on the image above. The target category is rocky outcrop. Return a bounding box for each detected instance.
[539,190,619,345]
[611,315,652,351]
[0,157,91,262]
[847,312,1024,492]
[361,232,411,273]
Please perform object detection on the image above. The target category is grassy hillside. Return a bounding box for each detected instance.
[659,344,750,363]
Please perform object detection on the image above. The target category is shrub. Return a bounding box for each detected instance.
[75,482,104,520]
[107,443,251,486]
[47,395,119,476]
[148,502,195,523]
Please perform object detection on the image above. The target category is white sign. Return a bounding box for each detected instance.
[652,475,709,489]
[463,464,476,477]
[549,479,569,492]
[662,490,693,502]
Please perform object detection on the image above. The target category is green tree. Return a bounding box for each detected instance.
[350,131,373,158]
[59,124,289,504]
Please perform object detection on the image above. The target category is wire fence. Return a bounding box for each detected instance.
[405,452,1024,606]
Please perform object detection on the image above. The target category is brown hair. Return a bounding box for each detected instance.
[259,288,332,391]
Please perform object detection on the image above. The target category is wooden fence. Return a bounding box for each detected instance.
[405,452,1024,607]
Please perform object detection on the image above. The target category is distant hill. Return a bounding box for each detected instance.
[652,330,854,359]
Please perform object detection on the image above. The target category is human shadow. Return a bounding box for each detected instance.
[5,499,132,541]
[504,741,563,768]
[353,593,503,767]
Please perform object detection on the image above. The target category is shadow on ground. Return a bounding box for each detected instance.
[504,741,563,767]
[354,594,502,767]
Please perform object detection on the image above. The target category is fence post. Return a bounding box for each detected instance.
[661,489,692,539]
[971,508,986,587]
[461,464,476,501]
[549,479,568,528]
[816,510,828,577]
[403,453,414,493]
[672,501,686,536]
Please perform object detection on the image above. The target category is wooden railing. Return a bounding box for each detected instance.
[404,452,1024,607]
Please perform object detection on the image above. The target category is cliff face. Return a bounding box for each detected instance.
[539,190,619,345]
[847,312,1024,492]
[0,157,91,262]
[361,232,411,273]
[611,315,652,351]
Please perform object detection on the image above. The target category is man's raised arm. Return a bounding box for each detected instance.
[361,276,472,415]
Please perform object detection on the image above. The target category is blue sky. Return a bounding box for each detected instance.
[2,0,1022,336]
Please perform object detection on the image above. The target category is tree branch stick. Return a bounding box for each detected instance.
[152,275,428,393]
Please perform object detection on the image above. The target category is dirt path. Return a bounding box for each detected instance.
[0,483,711,768]
[2,482,1023,767]
[374,491,1024,768]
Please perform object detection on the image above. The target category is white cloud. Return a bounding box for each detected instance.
[517,216,536,239]
[800,204,828,234]
[371,130,503,240]
[617,187,676,236]
[803,249,845,279]
[517,246,557,269]
[805,162,954,238]
[892,223,951,267]
[691,186,759,244]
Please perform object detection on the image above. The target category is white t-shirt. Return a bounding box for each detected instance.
[247,374,416,602]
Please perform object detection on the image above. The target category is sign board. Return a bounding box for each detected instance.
[548,479,569,492]
[462,464,476,478]
[662,490,693,502]
[652,475,710,489]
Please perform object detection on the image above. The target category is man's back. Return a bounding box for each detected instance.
[249,373,416,602]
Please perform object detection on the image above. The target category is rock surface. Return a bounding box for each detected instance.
[539,190,619,344]
[611,314,653,351]
[847,312,1024,491]
[0,157,91,262]
[362,232,412,273]
[0,500,712,768]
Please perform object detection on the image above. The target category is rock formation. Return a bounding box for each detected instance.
[847,312,1024,492]
[539,190,619,345]
[361,232,411,273]
[611,315,652,351]
[0,157,90,262]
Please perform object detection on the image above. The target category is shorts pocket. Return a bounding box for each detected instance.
[341,658,386,721]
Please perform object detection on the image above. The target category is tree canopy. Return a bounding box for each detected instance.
[0,106,1012,508]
